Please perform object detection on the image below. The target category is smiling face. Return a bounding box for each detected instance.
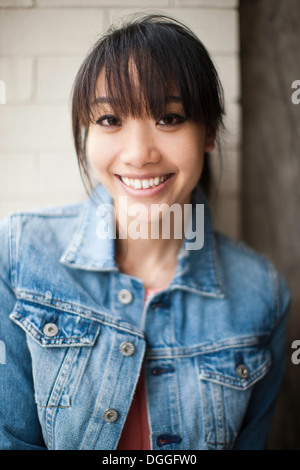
[87,68,214,227]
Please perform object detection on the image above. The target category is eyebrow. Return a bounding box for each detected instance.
[92,95,182,105]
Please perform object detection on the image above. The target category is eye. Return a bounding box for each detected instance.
[96,114,122,128]
[157,113,186,127]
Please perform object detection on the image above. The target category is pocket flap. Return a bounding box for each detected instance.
[199,342,272,390]
[10,300,100,347]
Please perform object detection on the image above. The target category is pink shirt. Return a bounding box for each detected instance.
[117,288,160,450]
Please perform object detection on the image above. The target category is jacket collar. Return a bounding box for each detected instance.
[60,184,225,298]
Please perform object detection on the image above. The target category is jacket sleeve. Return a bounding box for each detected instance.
[232,267,291,450]
[0,216,46,450]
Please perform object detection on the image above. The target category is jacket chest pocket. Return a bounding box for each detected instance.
[197,341,272,449]
[10,300,101,409]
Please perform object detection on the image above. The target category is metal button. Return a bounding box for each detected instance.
[118,289,133,305]
[119,341,135,357]
[103,408,119,423]
[236,364,250,379]
[43,323,59,337]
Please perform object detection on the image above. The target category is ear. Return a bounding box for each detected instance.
[204,127,215,152]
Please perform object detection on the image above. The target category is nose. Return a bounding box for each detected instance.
[119,120,161,168]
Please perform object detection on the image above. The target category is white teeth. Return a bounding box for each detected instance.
[134,179,142,189]
[120,175,169,189]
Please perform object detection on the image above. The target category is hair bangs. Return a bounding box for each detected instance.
[88,29,188,123]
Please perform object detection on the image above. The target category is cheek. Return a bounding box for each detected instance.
[176,139,205,177]
[86,130,114,172]
[180,143,206,190]
[174,126,206,162]
[188,132,207,173]
[86,130,98,164]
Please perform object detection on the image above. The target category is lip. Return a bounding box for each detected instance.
[117,173,170,179]
[114,173,175,197]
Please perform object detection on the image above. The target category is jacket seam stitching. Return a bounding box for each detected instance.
[15,295,145,339]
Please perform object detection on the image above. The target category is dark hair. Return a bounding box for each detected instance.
[71,14,225,198]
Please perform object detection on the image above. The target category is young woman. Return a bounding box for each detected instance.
[0,15,290,450]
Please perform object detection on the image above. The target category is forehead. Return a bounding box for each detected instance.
[94,62,178,97]
[94,67,106,95]
[91,62,182,120]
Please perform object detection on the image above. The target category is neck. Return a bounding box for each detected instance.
[114,201,189,289]
[116,232,183,265]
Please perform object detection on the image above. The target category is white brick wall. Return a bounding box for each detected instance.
[0,0,240,238]
[0,58,33,102]
[0,0,33,6]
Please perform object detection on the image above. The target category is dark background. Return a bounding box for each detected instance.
[240,0,300,449]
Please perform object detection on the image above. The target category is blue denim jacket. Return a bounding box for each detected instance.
[0,184,290,450]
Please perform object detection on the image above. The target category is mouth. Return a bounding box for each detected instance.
[118,174,172,189]
[115,173,175,196]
